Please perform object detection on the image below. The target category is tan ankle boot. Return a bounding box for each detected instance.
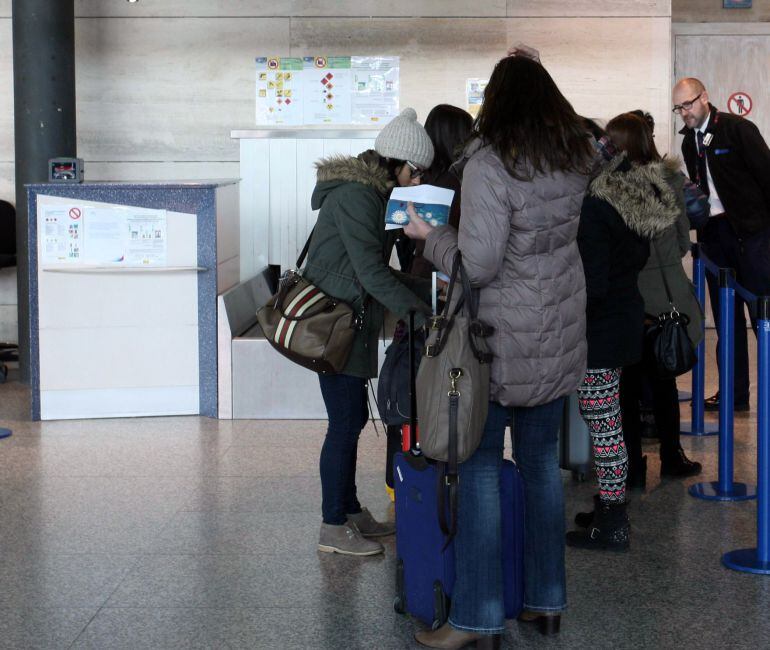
[414,623,501,649]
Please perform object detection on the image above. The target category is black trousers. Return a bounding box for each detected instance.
[621,343,683,469]
[699,218,770,404]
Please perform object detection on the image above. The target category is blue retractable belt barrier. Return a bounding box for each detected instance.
[681,244,719,436]
[689,268,756,502]
[723,297,770,573]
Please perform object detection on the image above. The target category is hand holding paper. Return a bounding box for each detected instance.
[385,184,455,232]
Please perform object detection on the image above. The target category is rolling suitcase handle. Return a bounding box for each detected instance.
[402,310,420,455]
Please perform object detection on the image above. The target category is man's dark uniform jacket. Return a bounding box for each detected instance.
[680,104,770,236]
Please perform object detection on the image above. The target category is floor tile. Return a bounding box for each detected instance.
[0,608,95,650]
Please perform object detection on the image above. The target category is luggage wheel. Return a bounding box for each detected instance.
[394,559,406,615]
[432,581,449,629]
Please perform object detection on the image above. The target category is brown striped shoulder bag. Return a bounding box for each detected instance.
[256,230,364,374]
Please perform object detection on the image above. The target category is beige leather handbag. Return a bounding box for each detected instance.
[415,253,493,543]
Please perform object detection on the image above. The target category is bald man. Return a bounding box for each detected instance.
[673,78,770,412]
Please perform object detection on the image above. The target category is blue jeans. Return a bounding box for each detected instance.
[450,398,566,634]
[318,374,368,525]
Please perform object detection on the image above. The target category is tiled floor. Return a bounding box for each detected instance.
[1,332,769,649]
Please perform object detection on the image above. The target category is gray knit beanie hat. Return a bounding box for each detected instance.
[375,107,434,169]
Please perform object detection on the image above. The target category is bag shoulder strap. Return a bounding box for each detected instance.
[296,228,315,270]
[437,382,460,549]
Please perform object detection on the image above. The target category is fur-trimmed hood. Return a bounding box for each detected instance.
[312,151,392,209]
[588,154,681,240]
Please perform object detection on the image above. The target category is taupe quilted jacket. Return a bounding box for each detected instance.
[423,143,590,408]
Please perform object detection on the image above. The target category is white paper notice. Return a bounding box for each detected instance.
[351,56,400,125]
[41,205,83,264]
[302,56,353,125]
[255,57,304,125]
[125,212,167,266]
[81,206,167,266]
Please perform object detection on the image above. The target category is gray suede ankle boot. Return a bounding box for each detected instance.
[346,507,395,537]
[318,522,384,556]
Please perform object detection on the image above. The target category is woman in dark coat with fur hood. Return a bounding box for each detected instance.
[567,113,679,552]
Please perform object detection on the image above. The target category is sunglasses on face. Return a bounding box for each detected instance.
[405,161,424,179]
[672,92,703,114]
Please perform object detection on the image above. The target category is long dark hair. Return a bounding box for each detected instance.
[606,113,661,165]
[474,56,594,180]
[424,104,473,182]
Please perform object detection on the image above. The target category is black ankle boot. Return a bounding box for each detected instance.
[566,501,629,551]
[627,455,647,490]
[661,448,702,478]
[574,494,600,528]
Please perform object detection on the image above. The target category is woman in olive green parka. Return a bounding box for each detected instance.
[307,108,434,557]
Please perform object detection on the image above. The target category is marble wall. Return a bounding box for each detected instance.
[0,0,673,205]
[0,2,673,343]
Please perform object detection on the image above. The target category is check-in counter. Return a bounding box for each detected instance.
[26,180,239,420]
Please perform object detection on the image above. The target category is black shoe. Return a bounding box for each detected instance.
[566,501,629,552]
[518,610,561,636]
[703,393,749,412]
[574,494,600,528]
[627,455,647,490]
[661,448,702,478]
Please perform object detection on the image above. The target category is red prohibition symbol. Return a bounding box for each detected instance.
[68,207,82,220]
[728,92,753,117]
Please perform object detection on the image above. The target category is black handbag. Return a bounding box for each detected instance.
[645,243,697,378]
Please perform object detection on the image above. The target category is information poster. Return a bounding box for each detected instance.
[255,55,399,126]
[302,56,353,125]
[41,204,167,267]
[466,78,488,118]
[255,57,303,125]
[42,205,82,264]
[351,56,400,124]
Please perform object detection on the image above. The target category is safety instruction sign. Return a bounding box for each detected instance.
[351,56,400,124]
[256,55,399,126]
[728,91,753,117]
[41,204,167,266]
[466,78,488,118]
[302,56,353,125]
[255,57,304,125]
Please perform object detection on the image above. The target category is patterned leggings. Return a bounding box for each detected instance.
[577,368,627,504]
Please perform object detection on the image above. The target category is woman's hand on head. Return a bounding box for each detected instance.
[402,202,434,241]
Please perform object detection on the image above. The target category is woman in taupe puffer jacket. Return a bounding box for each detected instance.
[405,55,595,648]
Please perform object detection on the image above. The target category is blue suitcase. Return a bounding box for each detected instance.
[393,451,525,628]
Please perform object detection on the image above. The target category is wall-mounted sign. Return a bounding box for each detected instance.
[723,0,751,7]
[728,91,753,116]
[256,55,399,126]
[466,78,488,118]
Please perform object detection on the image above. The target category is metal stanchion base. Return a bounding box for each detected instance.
[0,428,11,440]
[680,421,720,436]
[688,481,756,501]
[722,548,770,575]
[678,390,692,402]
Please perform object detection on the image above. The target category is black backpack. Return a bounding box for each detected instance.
[377,325,424,426]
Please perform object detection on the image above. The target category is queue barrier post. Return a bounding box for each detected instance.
[689,268,756,501]
[723,297,770,573]
[681,244,719,436]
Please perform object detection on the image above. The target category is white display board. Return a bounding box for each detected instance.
[36,195,200,420]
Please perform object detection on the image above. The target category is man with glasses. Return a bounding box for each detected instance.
[674,77,770,412]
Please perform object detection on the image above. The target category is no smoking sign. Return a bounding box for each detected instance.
[728,91,753,117]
